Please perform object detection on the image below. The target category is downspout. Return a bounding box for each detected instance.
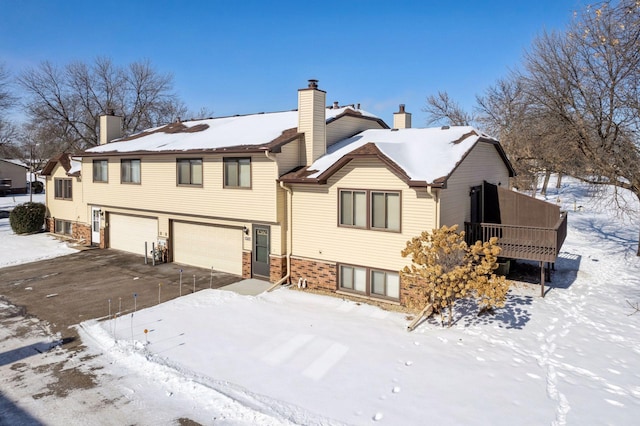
[430,186,440,228]
[264,150,291,290]
[268,180,292,291]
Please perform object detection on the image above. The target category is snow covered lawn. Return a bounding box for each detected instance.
[77,179,640,425]
[0,194,77,268]
[2,180,640,425]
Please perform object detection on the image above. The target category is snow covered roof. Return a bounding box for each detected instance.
[282,126,510,186]
[68,157,82,175]
[40,153,81,177]
[85,107,381,155]
[0,158,28,168]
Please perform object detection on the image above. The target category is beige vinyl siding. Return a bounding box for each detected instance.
[82,154,279,224]
[326,115,386,147]
[290,158,437,272]
[275,139,302,176]
[83,153,283,256]
[439,142,511,228]
[298,89,326,165]
[45,165,87,224]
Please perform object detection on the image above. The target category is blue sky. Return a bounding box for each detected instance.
[1,0,579,127]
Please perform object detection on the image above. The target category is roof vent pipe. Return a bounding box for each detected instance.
[357,103,360,109]
[333,101,339,109]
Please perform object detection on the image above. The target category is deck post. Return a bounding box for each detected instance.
[540,261,545,297]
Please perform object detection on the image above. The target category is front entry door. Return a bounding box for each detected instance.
[252,225,270,278]
[91,207,101,246]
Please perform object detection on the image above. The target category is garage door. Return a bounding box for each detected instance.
[173,222,242,275]
[109,214,158,255]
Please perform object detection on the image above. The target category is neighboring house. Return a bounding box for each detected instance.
[42,80,566,305]
[0,159,28,195]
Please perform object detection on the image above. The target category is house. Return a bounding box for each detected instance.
[0,158,28,195]
[42,80,566,305]
[40,154,84,239]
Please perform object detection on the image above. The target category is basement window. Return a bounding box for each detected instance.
[339,264,400,301]
[54,219,72,236]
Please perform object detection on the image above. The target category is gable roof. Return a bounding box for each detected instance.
[280,126,515,187]
[83,107,384,156]
[0,158,28,169]
[40,153,81,177]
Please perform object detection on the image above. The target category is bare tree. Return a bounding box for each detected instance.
[518,0,640,255]
[0,62,20,158]
[423,91,474,126]
[18,57,188,152]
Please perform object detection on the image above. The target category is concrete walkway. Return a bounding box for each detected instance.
[219,279,272,296]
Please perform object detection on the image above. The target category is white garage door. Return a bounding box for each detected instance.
[173,222,242,275]
[109,214,158,255]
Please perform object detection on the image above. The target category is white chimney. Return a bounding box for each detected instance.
[99,110,123,145]
[298,80,327,166]
[393,104,412,129]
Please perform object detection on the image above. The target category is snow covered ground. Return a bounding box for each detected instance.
[0,194,78,268]
[2,179,640,425]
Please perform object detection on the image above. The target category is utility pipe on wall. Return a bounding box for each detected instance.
[264,150,292,291]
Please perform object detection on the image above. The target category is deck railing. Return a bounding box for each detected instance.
[464,212,567,263]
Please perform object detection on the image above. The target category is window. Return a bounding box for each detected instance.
[340,190,366,227]
[55,219,72,235]
[224,158,251,188]
[339,265,367,293]
[54,178,72,200]
[121,159,141,184]
[177,158,202,186]
[371,270,400,299]
[371,192,400,231]
[339,189,400,232]
[93,160,108,182]
[339,264,400,300]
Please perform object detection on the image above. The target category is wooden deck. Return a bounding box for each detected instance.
[464,211,568,263]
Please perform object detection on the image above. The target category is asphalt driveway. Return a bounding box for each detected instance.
[0,248,240,347]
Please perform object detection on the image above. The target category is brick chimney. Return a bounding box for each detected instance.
[99,110,123,145]
[298,79,327,166]
[393,104,412,129]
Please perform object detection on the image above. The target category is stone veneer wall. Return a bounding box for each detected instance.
[269,255,287,283]
[242,251,251,279]
[289,257,336,291]
[73,223,91,245]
